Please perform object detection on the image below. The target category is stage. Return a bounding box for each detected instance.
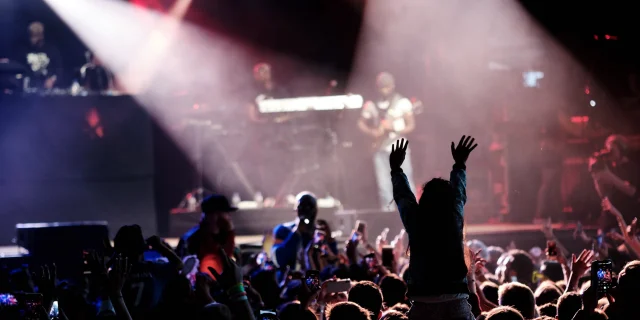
[0,222,596,259]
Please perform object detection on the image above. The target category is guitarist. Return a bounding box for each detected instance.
[358,72,417,210]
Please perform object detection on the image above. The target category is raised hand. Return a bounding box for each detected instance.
[376,228,389,254]
[571,249,595,279]
[391,229,406,258]
[628,218,638,237]
[195,272,215,304]
[108,255,131,297]
[451,135,478,165]
[389,139,409,170]
[146,235,164,250]
[87,250,108,277]
[33,264,57,310]
[472,250,487,279]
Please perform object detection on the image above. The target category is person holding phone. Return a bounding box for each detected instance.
[272,192,334,280]
[389,136,478,320]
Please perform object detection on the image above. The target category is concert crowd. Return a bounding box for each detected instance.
[0,135,638,320]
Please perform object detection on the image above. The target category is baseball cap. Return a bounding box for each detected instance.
[201,194,237,214]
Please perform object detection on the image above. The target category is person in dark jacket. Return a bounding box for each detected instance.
[176,194,237,279]
[389,136,477,320]
[271,192,338,281]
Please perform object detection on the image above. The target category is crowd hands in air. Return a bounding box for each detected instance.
[1,136,639,320]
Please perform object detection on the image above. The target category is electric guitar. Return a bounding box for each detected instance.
[370,98,423,151]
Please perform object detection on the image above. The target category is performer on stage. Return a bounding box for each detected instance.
[20,22,62,90]
[243,62,292,199]
[359,72,416,210]
[590,134,640,230]
[79,51,114,92]
[247,62,290,123]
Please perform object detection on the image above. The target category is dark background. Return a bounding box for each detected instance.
[2,1,640,241]
[0,95,157,244]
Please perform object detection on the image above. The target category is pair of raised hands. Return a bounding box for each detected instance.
[389,135,478,170]
[86,251,132,297]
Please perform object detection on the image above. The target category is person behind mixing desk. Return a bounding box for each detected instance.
[359,72,417,210]
[79,51,114,92]
[19,22,62,90]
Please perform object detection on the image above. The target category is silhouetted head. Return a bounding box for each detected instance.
[296,191,318,224]
[348,281,383,319]
[326,301,371,320]
[418,178,455,216]
[534,281,562,306]
[379,274,407,307]
[537,303,557,318]
[605,134,628,162]
[278,301,317,320]
[617,260,640,307]
[376,72,395,97]
[557,292,582,320]
[498,282,535,319]
[113,224,146,261]
[485,306,524,320]
[28,22,45,47]
[253,62,272,82]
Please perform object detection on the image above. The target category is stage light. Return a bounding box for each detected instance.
[590,100,596,107]
[605,34,610,40]
[570,116,589,123]
[594,35,598,40]
[585,86,590,94]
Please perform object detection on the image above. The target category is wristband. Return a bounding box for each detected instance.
[226,283,245,296]
[453,162,466,170]
[231,294,248,302]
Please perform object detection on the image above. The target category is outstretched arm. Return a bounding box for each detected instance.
[603,198,640,257]
[389,139,418,230]
[147,236,184,270]
[450,136,478,217]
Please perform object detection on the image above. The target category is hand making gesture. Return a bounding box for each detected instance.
[451,135,478,165]
[389,138,409,170]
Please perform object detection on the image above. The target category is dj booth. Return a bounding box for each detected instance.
[0,94,158,245]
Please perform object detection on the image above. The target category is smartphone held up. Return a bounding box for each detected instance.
[304,270,321,292]
[592,259,613,296]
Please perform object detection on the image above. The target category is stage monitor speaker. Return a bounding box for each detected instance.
[16,221,109,279]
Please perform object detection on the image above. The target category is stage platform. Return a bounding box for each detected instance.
[0,222,597,269]
[215,222,598,250]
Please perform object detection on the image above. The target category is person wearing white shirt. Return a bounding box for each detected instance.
[358,72,416,210]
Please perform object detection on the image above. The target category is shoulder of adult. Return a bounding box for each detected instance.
[396,97,413,113]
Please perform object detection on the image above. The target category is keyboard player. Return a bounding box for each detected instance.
[358,72,417,210]
[247,62,291,123]
[242,62,293,200]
